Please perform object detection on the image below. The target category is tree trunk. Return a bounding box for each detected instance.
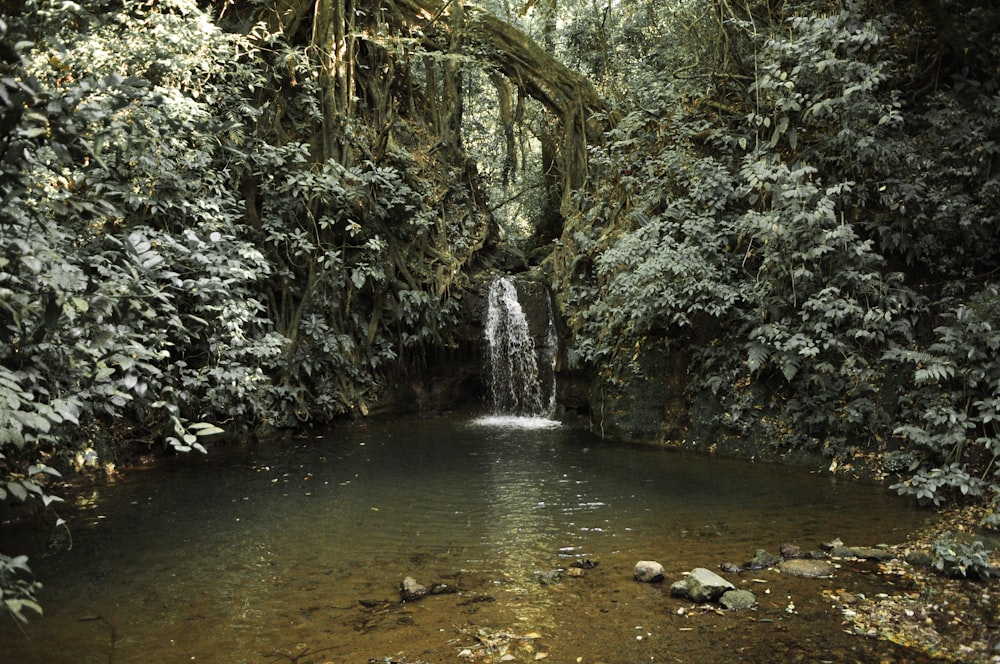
[391,0,609,200]
[313,0,356,165]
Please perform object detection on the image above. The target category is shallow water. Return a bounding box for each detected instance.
[1,415,934,663]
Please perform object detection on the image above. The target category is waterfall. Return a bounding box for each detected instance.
[484,276,557,417]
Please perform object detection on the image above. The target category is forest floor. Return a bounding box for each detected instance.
[830,504,1000,663]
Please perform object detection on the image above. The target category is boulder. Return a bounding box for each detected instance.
[670,567,735,603]
[633,560,665,583]
[720,589,757,610]
[401,576,428,601]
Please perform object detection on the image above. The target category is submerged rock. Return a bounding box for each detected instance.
[720,589,757,610]
[633,560,665,583]
[744,549,781,570]
[534,569,563,585]
[670,567,735,603]
[778,559,835,578]
[401,576,428,601]
[830,545,895,561]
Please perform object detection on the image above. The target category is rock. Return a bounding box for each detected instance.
[720,589,757,610]
[779,543,804,559]
[905,550,934,568]
[633,560,665,583]
[533,569,563,585]
[744,549,781,570]
[570,558,599,569]
[429,583,457,595]
[670,567,735,603]
[719,562,743,574]
[566,567,585,577]
[830,545,895,561]
[778,559,835,578]
[401,576,428,601]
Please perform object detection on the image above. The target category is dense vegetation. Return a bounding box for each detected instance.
[2,0,999,621]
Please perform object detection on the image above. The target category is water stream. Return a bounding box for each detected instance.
[484,276,556,417]
[0,416,931,663]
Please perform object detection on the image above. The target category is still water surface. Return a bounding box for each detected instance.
[1,415,932,663]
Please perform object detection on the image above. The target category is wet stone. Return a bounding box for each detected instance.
[778,559,836,578]
[830,545,895,561]
[670,567,735,603]
[401,576,428,601]
[634,560,665,583]
[745,549,782,570]
[720,589,757,610]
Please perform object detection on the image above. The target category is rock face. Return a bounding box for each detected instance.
[510,275,558,412]
[633,560,665,583]
[401,576,428,601]
[670,567,735,603]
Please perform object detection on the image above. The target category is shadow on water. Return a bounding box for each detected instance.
[0,415,934,663]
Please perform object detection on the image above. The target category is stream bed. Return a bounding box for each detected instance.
[0,415,935,663]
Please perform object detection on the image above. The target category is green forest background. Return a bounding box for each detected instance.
[2,0,1000,619]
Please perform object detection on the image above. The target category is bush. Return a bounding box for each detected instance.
[930,533,998,580]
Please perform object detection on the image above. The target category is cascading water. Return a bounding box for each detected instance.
[484,276,557,418]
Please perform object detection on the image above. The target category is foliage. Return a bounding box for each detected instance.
[0,554,42,624]
[887,286,1000,506]
[554,0,1000,500]
[930,532,998,580]
[1,0,498,619]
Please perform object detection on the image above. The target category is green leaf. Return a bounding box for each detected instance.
[7,482,27,502]
[189,422,225,436]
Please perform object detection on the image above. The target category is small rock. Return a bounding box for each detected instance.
[778,559,835,578]
[719,562,743,574]
[401,576,428,601]
[429,583,457,595]
[830,544,894,560]
[779,543,803,559]
[566,567,585,577]
[634,560,665,583]
[744,549,781,570]
[847,546,895,561]
[534,569,563,585]
[571,558,599,569]
[720,589,757,610]
[905,550,934,568]
[822,538,844,551]
[670,567,735,603]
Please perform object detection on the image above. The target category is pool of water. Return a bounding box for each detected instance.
[0,415,934,663]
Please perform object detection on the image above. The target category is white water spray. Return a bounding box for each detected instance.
[483,276,557,418]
